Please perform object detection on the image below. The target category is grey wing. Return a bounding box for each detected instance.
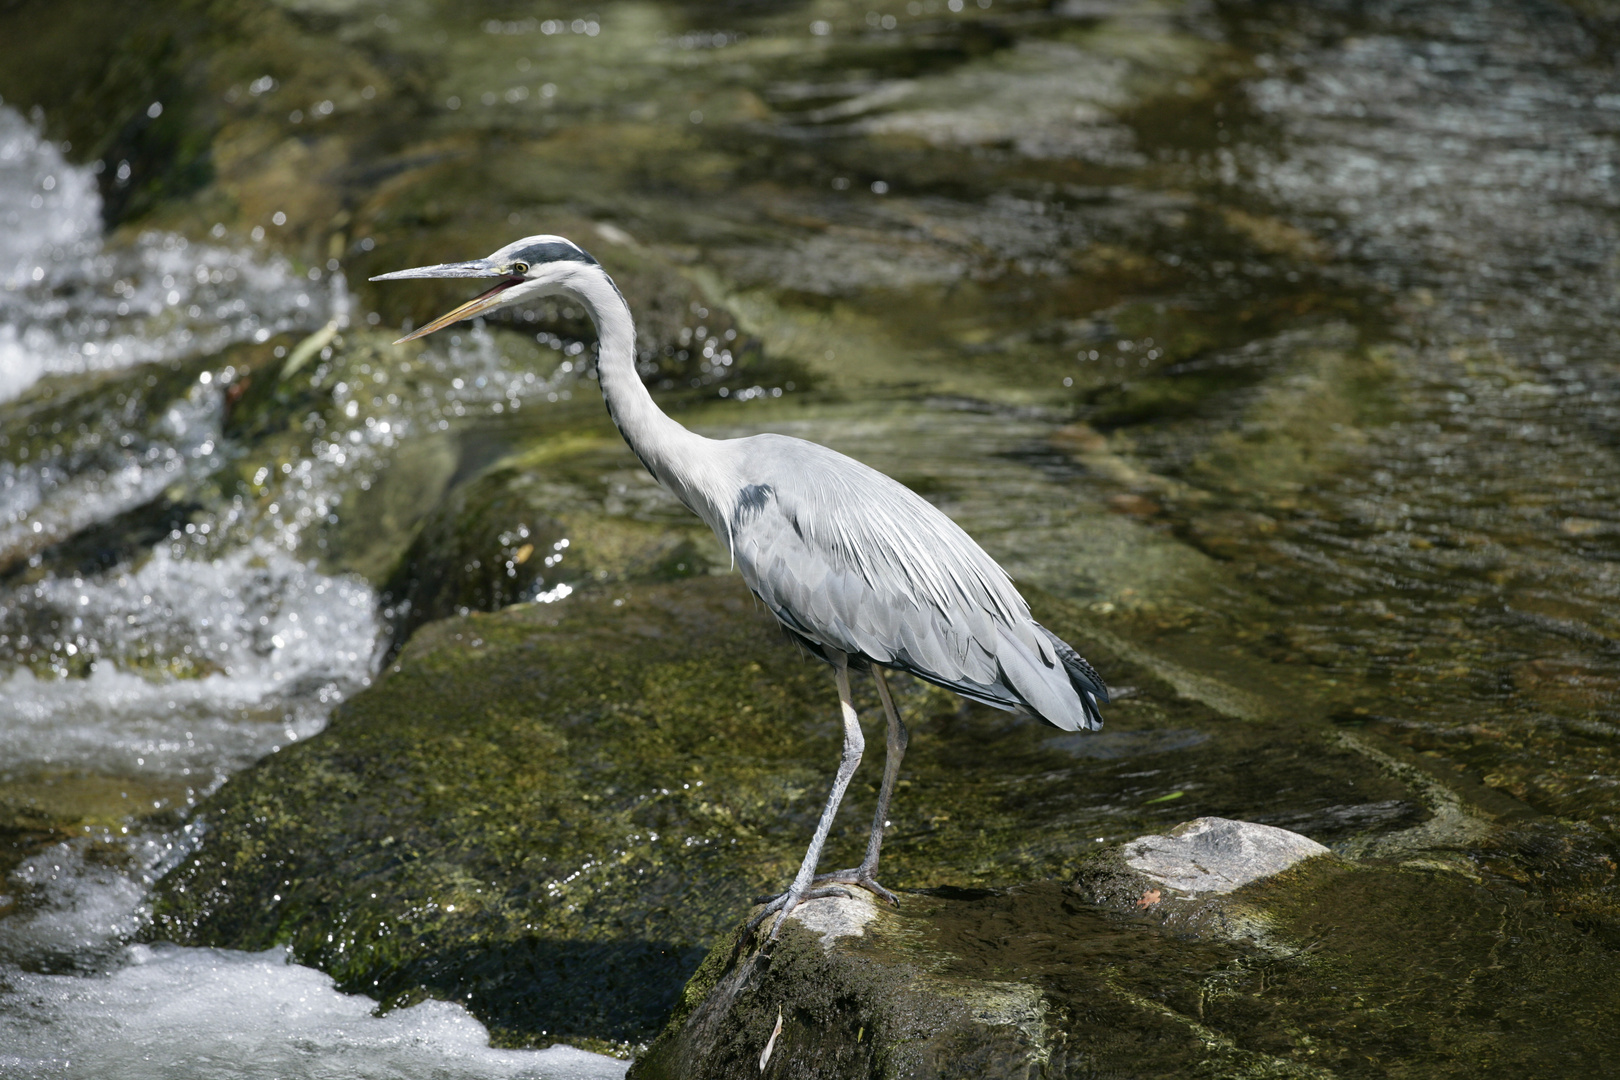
[725,436,1106,732]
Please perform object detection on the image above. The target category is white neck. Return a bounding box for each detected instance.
[551,265,729,529]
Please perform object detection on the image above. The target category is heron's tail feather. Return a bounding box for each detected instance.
[1036,622,1109,720]
[986,625,1103,732]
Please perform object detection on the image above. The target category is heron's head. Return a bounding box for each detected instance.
[368,234,598,344]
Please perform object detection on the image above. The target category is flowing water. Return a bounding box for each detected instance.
[1,0,1617,1073]
[0,100,625,1078]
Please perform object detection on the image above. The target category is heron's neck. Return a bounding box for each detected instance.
[563,267,727,523]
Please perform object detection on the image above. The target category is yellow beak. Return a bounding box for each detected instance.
[392,277,525,344]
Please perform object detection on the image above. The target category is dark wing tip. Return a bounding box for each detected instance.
[1035,622,1110,704]
[1079,690,1105,731]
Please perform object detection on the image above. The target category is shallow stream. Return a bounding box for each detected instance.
[1,0,1616,1074]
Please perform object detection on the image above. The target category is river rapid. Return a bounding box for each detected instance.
[0,100,628,1078]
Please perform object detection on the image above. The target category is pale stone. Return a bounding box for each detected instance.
[786,890,879,946]
[1123,817,1330,897]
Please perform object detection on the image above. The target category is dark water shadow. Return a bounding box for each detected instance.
[365,935,710,1048]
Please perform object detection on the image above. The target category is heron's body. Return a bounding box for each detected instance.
[373,235,1107,936]
[718,436,1105,728]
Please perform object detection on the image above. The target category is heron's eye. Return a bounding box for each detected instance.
[509,261,530,276]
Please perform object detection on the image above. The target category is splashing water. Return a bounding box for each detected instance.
[0,106,321,404]
[0,103,626,1078]
[0,943,628,1080]
[0,542,377,786]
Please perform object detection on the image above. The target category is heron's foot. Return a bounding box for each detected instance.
[745,885,855,943]
[812,866,900,906]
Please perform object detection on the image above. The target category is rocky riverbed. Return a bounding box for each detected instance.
[2,0,1618,1076]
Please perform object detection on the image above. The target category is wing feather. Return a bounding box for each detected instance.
[725,435,1105,731]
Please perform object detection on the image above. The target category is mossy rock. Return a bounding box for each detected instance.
[637,829,1620,1079]
[376,432,726,656]
[146,573,1428,1053]
[148,577,828,1050]
[631,897,1063,1080]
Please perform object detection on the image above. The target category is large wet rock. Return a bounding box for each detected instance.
[631,890,1060,1080]
[375,430,727,656]
[146,572,1428,1054]
[634,817,1620,1079]
[147,577,827,1052]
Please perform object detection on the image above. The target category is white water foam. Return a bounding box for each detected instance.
[0,382,226,570]
[0,107,98,296]
[0,944,628,1080]
[0,105,329,404]
[0,542,378,788]
[0,832,186,971]
[0,827,618,1079]
[0,831,624,1078]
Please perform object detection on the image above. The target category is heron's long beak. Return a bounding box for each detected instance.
[369,259,524,344]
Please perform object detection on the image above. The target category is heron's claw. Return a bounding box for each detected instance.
[812,867,900,906]
[745,885,855,943]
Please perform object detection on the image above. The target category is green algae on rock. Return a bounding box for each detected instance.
[636,821,1620,1080]
[146,575,1428,1053]
[146,578,825,1049]
[631,893,1064,1080]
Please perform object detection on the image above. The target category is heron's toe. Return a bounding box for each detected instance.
[811,868,900,906]
[744,891,788,935]
[747,885,858,943]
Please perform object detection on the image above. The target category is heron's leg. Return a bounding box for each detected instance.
[812,666,908,904]
[748,660,866,942]
[863,668,909,877]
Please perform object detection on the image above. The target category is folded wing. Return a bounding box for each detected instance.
[726,435,1106,731]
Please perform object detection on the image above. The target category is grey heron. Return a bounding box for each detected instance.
[371,235,1108,939]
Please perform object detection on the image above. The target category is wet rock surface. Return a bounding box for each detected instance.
[637,819,1620,1079]
[149,577,820,1051]
[1121,816,1330,896]
[146,574,1429,1054]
